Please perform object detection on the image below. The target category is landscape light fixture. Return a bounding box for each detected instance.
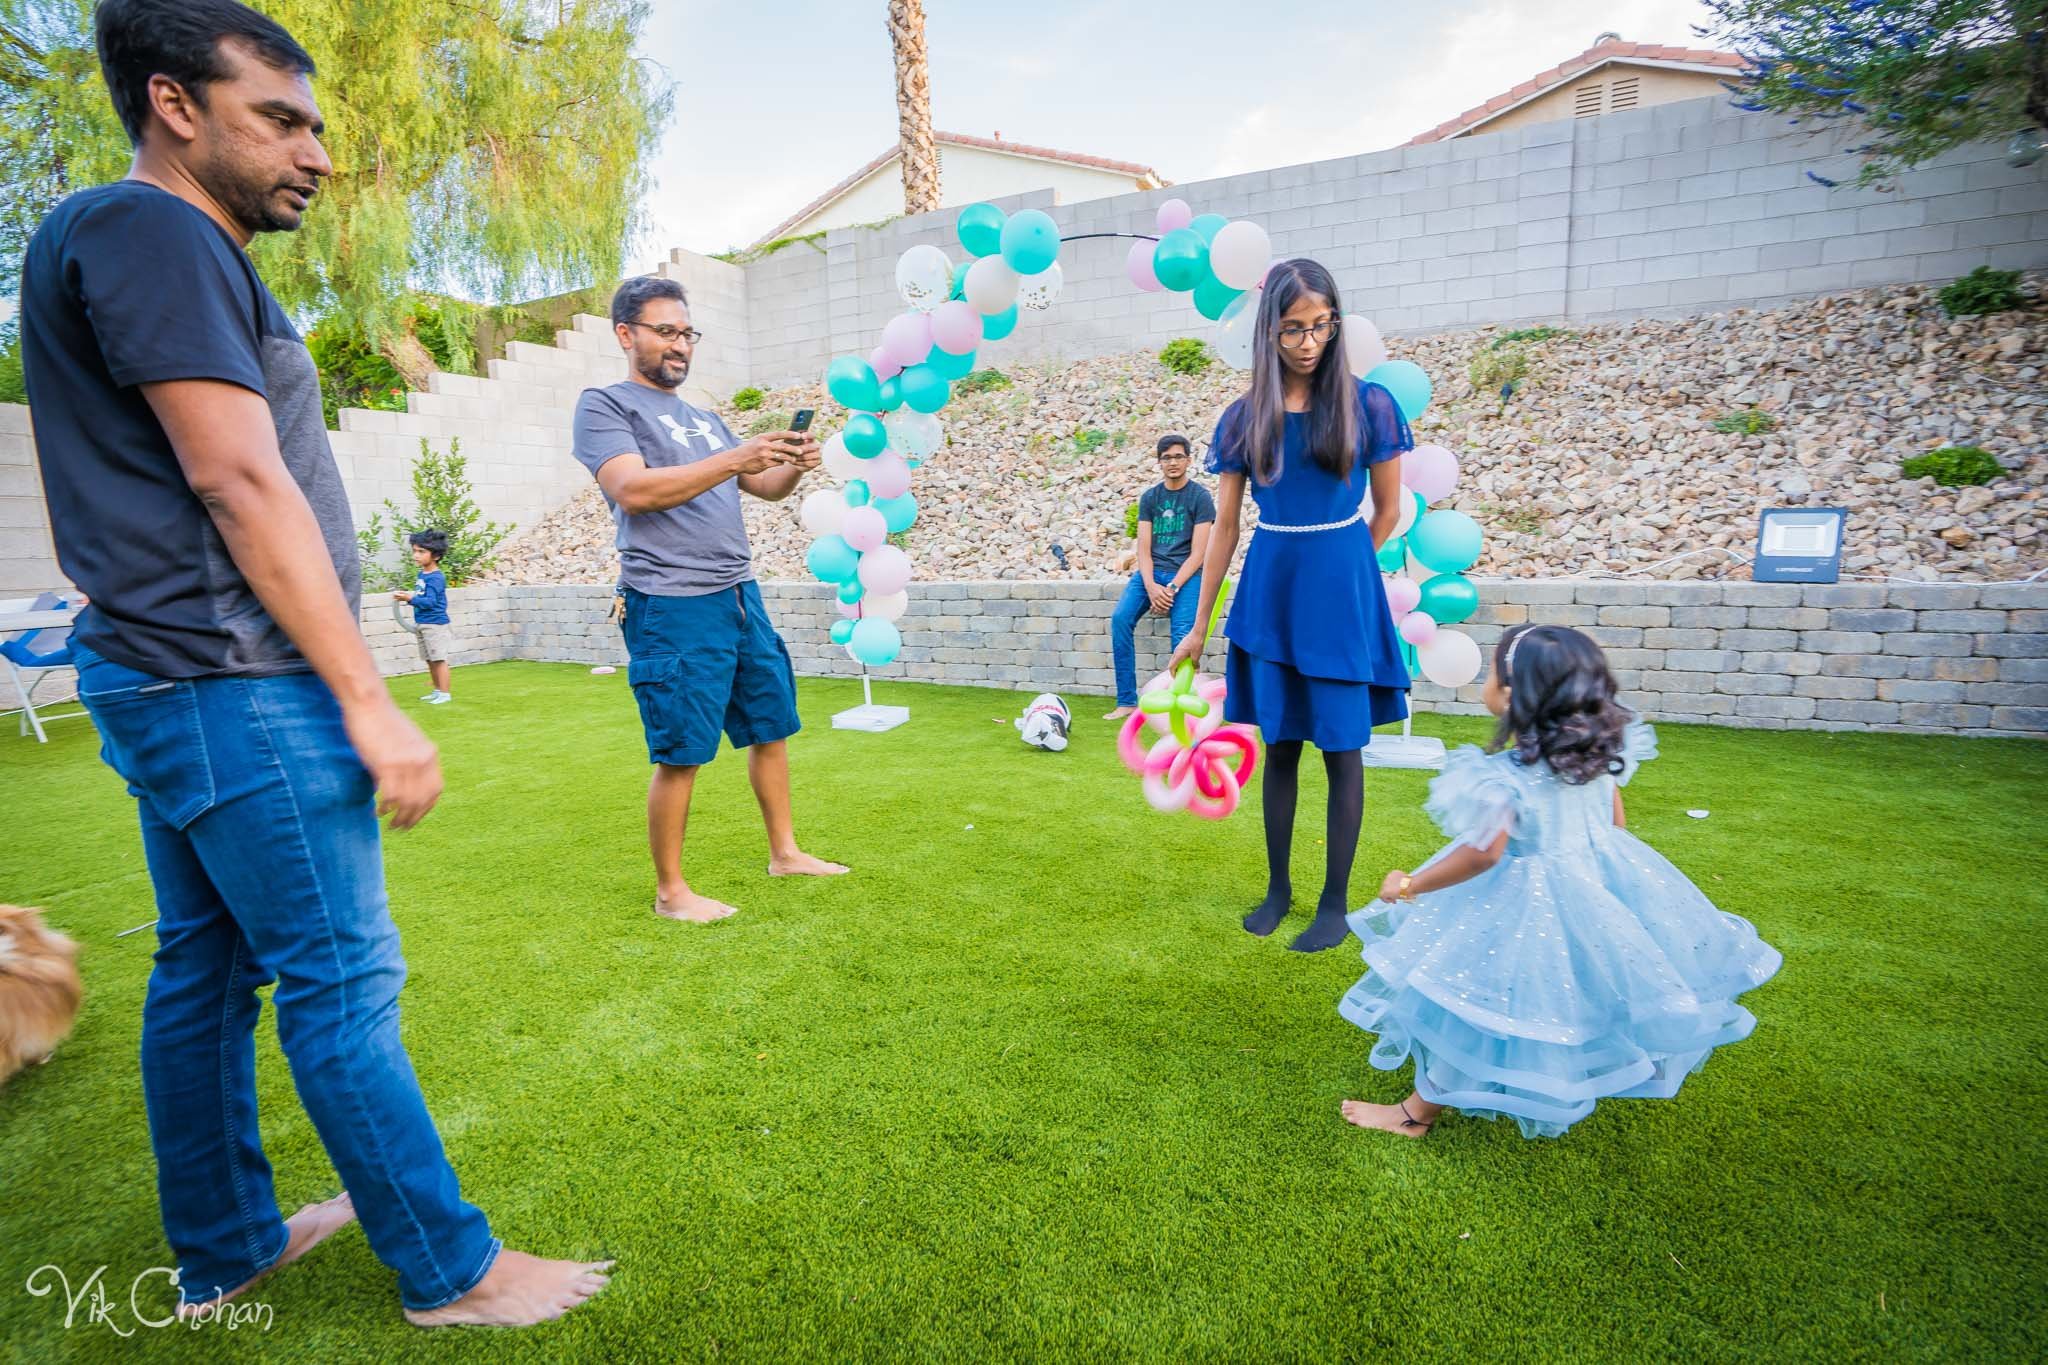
[1751,508,1847,583]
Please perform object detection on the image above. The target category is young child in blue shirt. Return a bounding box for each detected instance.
[393,530,454,704]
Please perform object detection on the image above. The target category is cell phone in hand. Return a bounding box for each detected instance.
[789,408,815,433]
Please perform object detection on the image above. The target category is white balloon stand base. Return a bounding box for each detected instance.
[1362,717,1447,770]
[832,673,909,734]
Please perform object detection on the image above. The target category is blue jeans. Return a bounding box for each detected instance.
[1112,567,1202,706]
[72,645,498,1311]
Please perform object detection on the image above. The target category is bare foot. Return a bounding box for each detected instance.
[654,889,738,922]
[1103,706,1135,721]
[1339,1099,1438,1139]
[768,851,850,877]
[404,1249,614,1329]
[179,1192,356,1319]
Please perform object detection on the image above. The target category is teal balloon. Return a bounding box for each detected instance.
[1376,536,1407,573]
[1409,509,1483,574]
[1363,359,1433,421]
[999,209,1061,275]
[843,413,888,458]
[874,491,918,533]
[845,480,871,508]
[1153,229,1208,292]
[928,346,975,381]
[807,534,860,583]
[837,579,865,605]
[1187,213,1228,244]
[900,364,951,414]
[824,355,882,411]
[949,263,968,301]
[981,304,1018,342]
[830,619,855,645]
[1193,274,1244,322]
[851,618,903,667]
[905,457,922,470]
[876,375,904,412]
[958,202,1006,257]
[1418,572,1480,626]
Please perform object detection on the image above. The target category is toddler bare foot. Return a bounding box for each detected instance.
[1339,1099,1438,1139]
[768,851,849,877]
[655,889,737,922]
[179,1192,355,1319]
[404,1249,613,1328]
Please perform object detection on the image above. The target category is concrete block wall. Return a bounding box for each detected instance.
[711,94,2045,389]
[0,404,60,596]
[494,578,2047,739]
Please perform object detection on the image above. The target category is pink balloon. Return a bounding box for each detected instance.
[1403,444,1460,503]
[869,346,902,382]
[1399,611,1439,646]
[929,300,982,356]
[858,544,912,595]
[837,597,862,619]
[1384,575,1422,616]
[865,452,911,500]
[1126,240,1163,293]
[881,311,932,368]
[841,505,887,553]
[1155,198,1192,234]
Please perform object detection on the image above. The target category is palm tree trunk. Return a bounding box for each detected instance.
[887,0,941,215]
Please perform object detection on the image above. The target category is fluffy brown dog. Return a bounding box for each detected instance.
[0,905,82,1085]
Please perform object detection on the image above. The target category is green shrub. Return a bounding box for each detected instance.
[1124,502,1141,539]
[954,368,1011,394]
[731,386,765,411]
[1072,427,1111,456]
[1468,343,1529,399]
[1711,409,1778,436]
[1901,446,2002,487]
[747,410,792,436]
[1159,338,1211,376]
[370,439,509,588]
[1938,266,2025,317]
[1491,325,1570,349]
[0,340,25,406]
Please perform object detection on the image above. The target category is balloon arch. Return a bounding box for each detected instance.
[799,198,1489,697]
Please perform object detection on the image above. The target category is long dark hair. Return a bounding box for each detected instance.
[1228,258,1358,486]
[1489,625,1634,785]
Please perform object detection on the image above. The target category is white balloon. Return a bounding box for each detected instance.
[1394,488,1419,539]
[1213,288,1259,370]
[963,256,1020,314]
[865,589,910,622]
[1417,629,1482,688]
[1343,314,1389,378]
[885,407,943,459]
[895,244,954,313]
[799,488,845,536]
[1017,262,1063,311]
[822,431,862,482]
[1209,220,1273,290]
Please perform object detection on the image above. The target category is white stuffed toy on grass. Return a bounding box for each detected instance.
[1015,694,1071,752]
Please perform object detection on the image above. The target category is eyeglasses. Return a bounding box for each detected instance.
[628,322,703,345]
[1276,318,1340,349]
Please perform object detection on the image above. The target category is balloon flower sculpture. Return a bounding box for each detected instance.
[1116,582,1259,819]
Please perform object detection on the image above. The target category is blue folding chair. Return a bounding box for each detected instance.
[2,592,86,743]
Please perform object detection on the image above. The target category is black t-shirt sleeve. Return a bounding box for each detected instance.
[66,193,267,393]
[1192,485,1217,525]
[1137,485,1161,523]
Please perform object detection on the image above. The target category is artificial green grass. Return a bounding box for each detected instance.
[1,663,2043,1361]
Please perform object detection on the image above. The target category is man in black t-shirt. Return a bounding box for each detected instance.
[1106,435,1216,719]
[21,0,605,1329]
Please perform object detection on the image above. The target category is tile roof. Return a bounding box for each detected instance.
[1404,39,1744,146]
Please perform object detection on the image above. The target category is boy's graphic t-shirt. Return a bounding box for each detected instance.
[410,568,449,624]
[1138,480,1217,575]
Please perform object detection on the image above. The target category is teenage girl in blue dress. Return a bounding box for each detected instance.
[1172,259,1413,953]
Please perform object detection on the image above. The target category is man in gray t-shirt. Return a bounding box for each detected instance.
[572,276,849,924]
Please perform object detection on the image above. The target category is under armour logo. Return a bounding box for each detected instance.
[658,413,721,448]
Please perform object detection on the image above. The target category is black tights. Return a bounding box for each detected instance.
[1242,742,1365,951]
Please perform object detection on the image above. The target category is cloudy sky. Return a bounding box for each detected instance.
[631,0,1718,266]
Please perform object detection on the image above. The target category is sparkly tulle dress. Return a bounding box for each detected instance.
[1339,722,1781,1138]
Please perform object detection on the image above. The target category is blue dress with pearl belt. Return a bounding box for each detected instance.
[1339,724,1782,1138]
[1207,379,1412,751]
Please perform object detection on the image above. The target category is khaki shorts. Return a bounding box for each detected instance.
[415,623,455,665]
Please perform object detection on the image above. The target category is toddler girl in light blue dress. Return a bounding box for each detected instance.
[1339,624,1781,1139]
